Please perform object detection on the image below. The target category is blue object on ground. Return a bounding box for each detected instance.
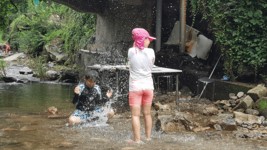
[222,75,230,81]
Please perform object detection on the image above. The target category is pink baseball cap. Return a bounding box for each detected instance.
[132,28,156,50]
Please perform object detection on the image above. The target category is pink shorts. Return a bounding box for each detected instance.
[129,90,154,107]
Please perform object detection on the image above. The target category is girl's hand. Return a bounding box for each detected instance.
[106,90,113,98]
[74,86,81,94]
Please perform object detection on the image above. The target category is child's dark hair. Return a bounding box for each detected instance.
[85,70,99,82]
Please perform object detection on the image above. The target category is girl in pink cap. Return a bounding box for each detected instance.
[127,28,156,144]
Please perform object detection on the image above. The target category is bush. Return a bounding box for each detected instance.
[189,0,267,81]
[6,0,96,65]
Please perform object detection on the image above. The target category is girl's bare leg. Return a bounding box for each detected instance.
[130,106,141,142]
[143,104,152,140]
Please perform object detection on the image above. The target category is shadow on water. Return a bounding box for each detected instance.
[0,82,266,150]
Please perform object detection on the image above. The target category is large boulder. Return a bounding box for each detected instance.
[44,38,68,64]
[46,70,60,81]
[210,113,237,131]
[247,84,267,101]
[233,95,254,110]
[233,111,265,125]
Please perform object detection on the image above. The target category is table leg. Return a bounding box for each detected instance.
[176,74,179,105]
[116,71,119,93]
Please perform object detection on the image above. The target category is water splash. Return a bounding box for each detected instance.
[77,92,121,128]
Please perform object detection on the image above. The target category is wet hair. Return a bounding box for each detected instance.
[84,70,99,82]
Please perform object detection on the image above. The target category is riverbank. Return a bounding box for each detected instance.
[1,52,78,83]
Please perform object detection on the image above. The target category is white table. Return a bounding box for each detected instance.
[87,65,182,103]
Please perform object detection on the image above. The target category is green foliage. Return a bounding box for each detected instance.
[5,0,96,61]
[29,56,46,79]
[258,99,267,111]
[44,9,96,53]
[0,31,3,43]
[8,1,57,54]
[189,0,267,80]
[0,0,25,30]
[0,0,12,29]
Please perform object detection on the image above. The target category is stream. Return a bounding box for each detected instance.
[0,83,266,150]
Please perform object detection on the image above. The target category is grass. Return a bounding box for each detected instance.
[258,99,267,111]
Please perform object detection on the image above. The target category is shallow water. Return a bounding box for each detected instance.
[0,83,266,150]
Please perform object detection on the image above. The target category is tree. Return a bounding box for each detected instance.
[189,0,267,81]
[0,0,27,37]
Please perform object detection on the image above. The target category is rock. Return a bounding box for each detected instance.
[2,76,17,83]
[237,92,245,98]
[242,95,254,108]
[164,121,179,132]
[223,105,231,111]
[247,84,267,101]
[3,55,40,82]
[221,118,237,131]
[44,38,68,63]
[47,106,58,115]
[155,111,199,132]
[202,105,219,115]
[233,95,254,110]
[193,126,210,132]
[17,78,29,83]
[217,100,231,107]
[245,108,259,116]
[229,99,237,107]
[174,112,200,131]
[234,130,264,139]
[3,52,25,62]
[229,93,237,100]
[47,62,55,68]
[19,67,33,75]
[233,111,265,125]
[210,113,237,131]
[46,70,59,80]
[155,114,185,132]
[213,124,222,131]
[153,101,171,112]
[235,108,245,113]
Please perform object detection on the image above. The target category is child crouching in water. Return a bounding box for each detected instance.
[68,70,114,126]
